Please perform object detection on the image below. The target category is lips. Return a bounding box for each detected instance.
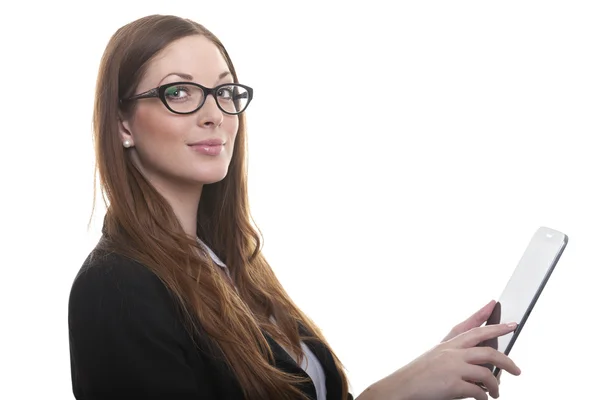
[188,138,225,146]
[188,139,225,156]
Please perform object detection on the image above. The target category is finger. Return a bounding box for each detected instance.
[454,322,518,349]
[463,365,500,399]
[455,380,489,400]
[444,300,497,341]
[464,346,522,377]
[497,369,503,385]
[459,300,497,331]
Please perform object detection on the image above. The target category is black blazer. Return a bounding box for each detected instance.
[68,241,355,400]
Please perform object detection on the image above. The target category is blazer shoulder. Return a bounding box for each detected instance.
[69,245,178,319]
[68,246,210,398]
[73,246,154,284]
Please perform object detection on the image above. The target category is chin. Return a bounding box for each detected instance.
[193,167,231,185]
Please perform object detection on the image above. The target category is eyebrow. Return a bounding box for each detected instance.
[161,71,231,83]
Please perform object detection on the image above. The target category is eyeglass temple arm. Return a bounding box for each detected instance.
[233,92,249,100]
[125,88,159,101]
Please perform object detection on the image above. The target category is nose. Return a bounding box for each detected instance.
[196,94,224,127]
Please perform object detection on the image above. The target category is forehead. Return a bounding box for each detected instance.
[142,35,230,85]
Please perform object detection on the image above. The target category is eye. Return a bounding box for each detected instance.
[217,86,234,100]
[165,85,191,100]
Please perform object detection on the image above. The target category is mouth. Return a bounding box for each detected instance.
[188,138,225,147]
[188,140,225,156]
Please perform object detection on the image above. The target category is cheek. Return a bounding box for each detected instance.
[133,107,185,144]
[225,116,240,144]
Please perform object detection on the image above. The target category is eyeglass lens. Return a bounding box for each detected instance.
[163,84,250,114]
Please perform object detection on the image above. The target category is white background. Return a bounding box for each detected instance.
[0,1,598,399]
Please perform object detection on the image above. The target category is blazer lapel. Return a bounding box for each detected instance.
[263,332,318,400]
[298,323,344,400]
[260,323,346,400]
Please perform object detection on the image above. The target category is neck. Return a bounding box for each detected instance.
[131,157,203,238]
[161,184,203,238]
[145,176,203,238]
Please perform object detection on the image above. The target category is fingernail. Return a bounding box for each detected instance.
[515,365,522,375]
[507,322,518,329]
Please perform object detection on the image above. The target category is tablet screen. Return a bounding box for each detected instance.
[479,228,567,357]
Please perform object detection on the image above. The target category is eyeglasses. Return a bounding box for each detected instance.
[121,82,253,115]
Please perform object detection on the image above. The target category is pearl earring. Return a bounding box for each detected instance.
[123,140,132,148]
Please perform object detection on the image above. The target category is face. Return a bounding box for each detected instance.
[120,35,239,190]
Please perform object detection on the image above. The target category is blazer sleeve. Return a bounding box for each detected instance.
[68,256,211,399]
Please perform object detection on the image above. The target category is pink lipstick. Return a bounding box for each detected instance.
[188,139,225,156]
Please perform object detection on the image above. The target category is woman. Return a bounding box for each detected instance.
[68,14,521,400]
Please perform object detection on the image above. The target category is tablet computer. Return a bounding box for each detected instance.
[478,226,568,377]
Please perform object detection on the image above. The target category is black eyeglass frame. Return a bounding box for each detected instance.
[120,81,254,115]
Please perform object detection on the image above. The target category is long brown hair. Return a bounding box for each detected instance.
[91,14,349,399]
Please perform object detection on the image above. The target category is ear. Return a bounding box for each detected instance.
[118,113,135,147]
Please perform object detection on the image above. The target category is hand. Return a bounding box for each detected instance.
[442,300,503,388]
[442,300,497,342]
[368,323,521,400]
